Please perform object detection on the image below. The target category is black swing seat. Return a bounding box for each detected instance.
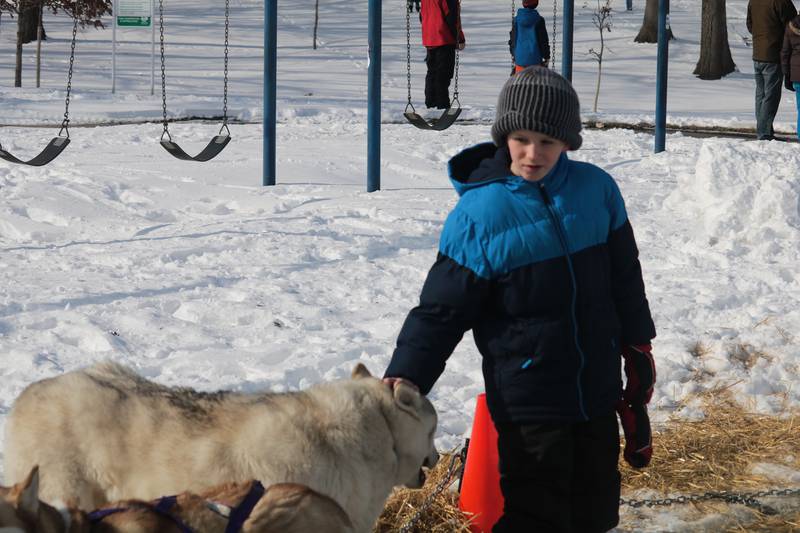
[0,136,70,167]
[160,134,231,162]
[404,104,462,131]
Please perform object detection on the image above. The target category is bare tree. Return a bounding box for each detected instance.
[2,0,111,38]
[693,0,736,79]
[588,0,613,112]
[7,0,111,86]
[635,0,674,43]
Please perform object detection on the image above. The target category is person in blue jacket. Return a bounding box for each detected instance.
[384,67,656,533]
[509,0,550,73]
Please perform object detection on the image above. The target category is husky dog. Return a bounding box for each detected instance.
[4,363,438,533]
[0,466,87,533]
[0,466,353,533]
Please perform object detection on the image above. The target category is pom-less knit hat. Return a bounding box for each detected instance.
[522,0,539,7]
[491,66,583,150]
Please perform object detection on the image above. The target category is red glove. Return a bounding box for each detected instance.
[622,344,656,405]
[616,400,652,468]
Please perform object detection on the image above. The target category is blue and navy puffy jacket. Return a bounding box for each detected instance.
[385,143,656,423]
[509,7,550,67]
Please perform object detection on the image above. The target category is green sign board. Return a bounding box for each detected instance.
[117,16,151,27]
[117,0,152,27]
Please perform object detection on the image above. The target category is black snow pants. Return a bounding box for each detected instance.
[424,45,456,109]
[492,412,621,533]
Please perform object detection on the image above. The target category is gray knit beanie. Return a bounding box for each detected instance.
[491,66,583,150]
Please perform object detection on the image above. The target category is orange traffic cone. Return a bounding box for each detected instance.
[458,393,504,532]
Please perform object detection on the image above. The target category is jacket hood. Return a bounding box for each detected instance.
[516,7,542,28]
[447,142,569,197]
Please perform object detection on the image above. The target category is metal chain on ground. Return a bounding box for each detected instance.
[621,487,800,516]
[158,0,170,141]
[220,0,230,135]
[59,1,79,137]
[397,451,462,533]
[551,0,558,69]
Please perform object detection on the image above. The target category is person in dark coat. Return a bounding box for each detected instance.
[420,0,465,109]
[383,67,656,533]
[747,0,797,140]
[781,14,800,139]
[509,0,550,74]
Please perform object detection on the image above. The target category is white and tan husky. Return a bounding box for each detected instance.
[4,363,438,533]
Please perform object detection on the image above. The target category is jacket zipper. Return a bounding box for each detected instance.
[538,182,589,421]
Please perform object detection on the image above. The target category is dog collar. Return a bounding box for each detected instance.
[87,495,194,533]
[224,480,266,533]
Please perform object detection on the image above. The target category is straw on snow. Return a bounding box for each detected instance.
[375,390,800,531]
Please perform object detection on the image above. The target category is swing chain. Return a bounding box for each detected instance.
[552,0,558,69]
[221,0,230,128]
[158,0,170,141]
[59,1,79,138]
[452,0,461,102]
[405,1,414,111]
[511,0,515,70]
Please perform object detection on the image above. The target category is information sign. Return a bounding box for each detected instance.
[117,0,152,27]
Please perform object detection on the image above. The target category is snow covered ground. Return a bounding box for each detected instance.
[2,0,800,530]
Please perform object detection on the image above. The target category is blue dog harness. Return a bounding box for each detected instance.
[87,480,266,533]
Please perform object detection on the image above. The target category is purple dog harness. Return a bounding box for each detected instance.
[87,480,266,533]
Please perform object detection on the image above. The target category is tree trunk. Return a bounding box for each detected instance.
[313,0,319,49]
[15,3,24,86]
[693,0,736,79]
[635,0,674,43]
[19,0,45,44]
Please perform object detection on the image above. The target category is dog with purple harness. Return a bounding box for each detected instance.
[2,467,354,532]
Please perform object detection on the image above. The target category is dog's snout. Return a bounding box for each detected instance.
[424,450,440,468]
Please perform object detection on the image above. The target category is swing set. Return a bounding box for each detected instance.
[3,0,584,193]
[0,0,232,167]
[0,5,79,166]
[404,0,558,132]
[402,0,463,131]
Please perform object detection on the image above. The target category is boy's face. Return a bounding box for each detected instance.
[507,130,569,182]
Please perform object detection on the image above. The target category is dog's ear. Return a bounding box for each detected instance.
[13,465,41,515]
[393,382,422,415]
[351,363,372,379]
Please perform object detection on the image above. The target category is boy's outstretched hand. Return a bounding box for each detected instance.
[622,344,656,405]
[382,376,420,393]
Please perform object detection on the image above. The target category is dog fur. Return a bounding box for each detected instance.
[4,363,438,533]
[1,465,354,532]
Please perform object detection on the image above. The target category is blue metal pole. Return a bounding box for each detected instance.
[263,0,277,186]
[655,0,669,153]
[367,0,381,193]
[561,0,574,81]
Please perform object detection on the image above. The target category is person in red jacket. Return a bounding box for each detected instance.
[420,0,466,109]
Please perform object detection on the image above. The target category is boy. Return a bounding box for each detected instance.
[510,0,551,73]
[420,0,466,109]
[384,67,656,533]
